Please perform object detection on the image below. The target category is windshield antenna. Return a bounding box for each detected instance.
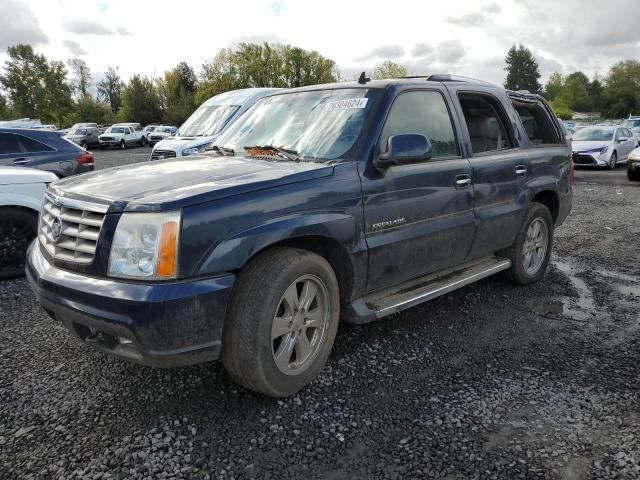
[358,71,371,84]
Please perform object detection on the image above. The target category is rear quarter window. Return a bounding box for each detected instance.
[511,100,563,145]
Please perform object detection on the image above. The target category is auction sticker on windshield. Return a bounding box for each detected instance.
[325,98,368,111]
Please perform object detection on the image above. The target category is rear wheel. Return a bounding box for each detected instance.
[502,202,554,285]
[628,165,640,181]
[139,137,146,147]
[223,247,340,397]
[608,151,617,169]
[0,208,37,280]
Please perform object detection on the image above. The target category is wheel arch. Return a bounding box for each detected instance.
[531,189,559,224]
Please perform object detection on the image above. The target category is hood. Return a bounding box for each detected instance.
[572,140,611,152]
[0,166,58,184]
[50,156,333,211]
[64,135,84,140]
[153,134,220,154]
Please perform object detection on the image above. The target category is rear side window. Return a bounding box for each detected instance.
[18,134,55,153]
[458,93,513,154]
[512,100,563,145]
[380,90,458,158]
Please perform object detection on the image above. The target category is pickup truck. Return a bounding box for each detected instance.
[98,123,145,149]
[27,75,573,397]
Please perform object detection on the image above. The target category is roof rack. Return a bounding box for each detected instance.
[426,74,496,86]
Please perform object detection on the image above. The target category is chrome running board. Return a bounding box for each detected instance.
[364,256,511,319]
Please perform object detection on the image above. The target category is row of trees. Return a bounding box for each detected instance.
[503,45,640,119]
[0,43,340,127]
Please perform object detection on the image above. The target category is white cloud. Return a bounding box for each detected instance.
[0,0,48,49]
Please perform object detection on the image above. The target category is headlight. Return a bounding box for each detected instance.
[182,144,210,156]
[598,146,608,155]
[108,211,181,280]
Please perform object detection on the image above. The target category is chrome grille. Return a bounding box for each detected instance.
[39,195,107,264]
[101,136,114,141]
[150,149,176,160]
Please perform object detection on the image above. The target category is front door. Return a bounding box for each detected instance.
[361,89,475,292]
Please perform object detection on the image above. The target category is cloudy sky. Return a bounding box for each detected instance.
[2,0,639,87]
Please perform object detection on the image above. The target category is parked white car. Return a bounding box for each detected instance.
[0,166,57,279]
[571,125,636,169]
[99,123,146,149]
[150,88,281,160]
[147,125,177,146]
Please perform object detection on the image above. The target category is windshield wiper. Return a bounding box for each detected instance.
[243,145,299,162]
[206,145,235,156]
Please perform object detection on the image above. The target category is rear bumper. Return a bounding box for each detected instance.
[26,242,235,367]
[556,190,573,227]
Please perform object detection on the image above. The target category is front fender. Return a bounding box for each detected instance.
[0,190,45,212]
[195,212,359,275]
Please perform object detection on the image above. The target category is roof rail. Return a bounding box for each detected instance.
[426,74,496,86]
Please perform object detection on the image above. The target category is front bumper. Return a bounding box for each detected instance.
[572,152,608,166]
[99,140,122,147]
[26,242,235,367]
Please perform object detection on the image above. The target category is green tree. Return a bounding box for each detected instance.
[558,71,591,112]
[504,44,542,93]
[118,74,162,124]
[97,67,125,114]
[550,99,572,120]
[544,72,564,101]
[372,60,408,80]
[0,44,73,125]
[64,95,114,126]
[67,58,92,97]
[196,49,238,105]
[587,77,606,114]
[0,92,12,120]
[604,60,640,117]
[159,61,197,125]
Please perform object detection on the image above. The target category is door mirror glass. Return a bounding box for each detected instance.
[618,137,628,143]
[376,134,432,168]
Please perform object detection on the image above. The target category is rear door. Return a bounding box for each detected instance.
[447,88,529,259]
[361,88,475,291]
[0,132,57,172]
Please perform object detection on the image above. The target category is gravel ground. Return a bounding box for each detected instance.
[1,158,638,479]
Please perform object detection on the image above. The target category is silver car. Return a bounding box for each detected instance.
[571,125,636,169]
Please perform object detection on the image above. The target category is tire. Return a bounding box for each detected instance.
[100,145,105,150]
[223,247,340,397]
[80,141,87,150]
[120,139,126,150]
[0,207,38,280]
[608,151,617,169]
[628,165,640,181]
[139,137,145,147]
[502,202,554,285]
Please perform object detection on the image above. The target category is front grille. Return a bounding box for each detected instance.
[39,196,106,264]
[101,136,114,142]
[149,135,163,141]
[150,149,177,160]
[572,153,596,165]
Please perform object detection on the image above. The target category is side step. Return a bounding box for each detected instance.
[364,256,511,319]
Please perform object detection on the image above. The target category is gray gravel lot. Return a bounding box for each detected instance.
[1,152,639,479]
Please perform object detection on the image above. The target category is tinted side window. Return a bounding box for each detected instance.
[614,129,623,141]
[0,133,23,154]
[458,93,513,154]
[512,101,563,145]
[380,91,458,158]
[17,134,55,152]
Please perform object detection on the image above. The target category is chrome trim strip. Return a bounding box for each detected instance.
[374,259,512,318]
[44,192,109,213]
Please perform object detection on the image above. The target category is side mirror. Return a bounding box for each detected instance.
[618,137,628,143]
[375,134,432,168]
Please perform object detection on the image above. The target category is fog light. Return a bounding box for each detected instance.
[118,337,133,345]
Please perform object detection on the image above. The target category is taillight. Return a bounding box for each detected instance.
[76,151,94,165]
[568,154,575,191]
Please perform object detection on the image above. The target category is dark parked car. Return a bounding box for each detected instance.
[64,127,100,149]
[0,128,93,177]
[26,75,572,397]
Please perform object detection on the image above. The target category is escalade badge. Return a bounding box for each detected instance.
[51,217,63,242]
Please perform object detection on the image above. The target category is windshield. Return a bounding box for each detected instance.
[215,89,375,161]
[622,119,640,129]
[156,127,171,133]
[69,129,87,135]
[144,126,156,132]
[108,127,125,134]
[179,104,239,137]
[572,128,614,141]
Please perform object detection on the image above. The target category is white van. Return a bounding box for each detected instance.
[150,88,281,160]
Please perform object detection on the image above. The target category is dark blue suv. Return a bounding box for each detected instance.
[26,75,573,397]
[0,128,94,177]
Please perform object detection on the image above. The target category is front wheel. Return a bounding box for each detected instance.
[120,139,126,150]
[0,208,38,280]
[502,203,554,285]
[628,165,640,181]
[223,247,340,397]
[608,151,617,169]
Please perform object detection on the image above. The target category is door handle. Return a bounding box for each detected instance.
[13,158,30,165]
[515,165,528,176]
[455,175,472,189]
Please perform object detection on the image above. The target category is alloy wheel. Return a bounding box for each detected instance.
[522,218,548,275]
